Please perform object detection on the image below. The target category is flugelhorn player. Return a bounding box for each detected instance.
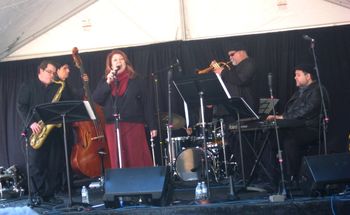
[212,42,257,110]
[210,43,257,182]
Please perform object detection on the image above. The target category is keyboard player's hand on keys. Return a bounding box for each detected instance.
[266,115,283,121]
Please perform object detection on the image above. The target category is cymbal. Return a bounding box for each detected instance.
[158,112,185,130]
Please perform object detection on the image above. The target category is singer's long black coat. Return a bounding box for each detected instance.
[92,74,156,130]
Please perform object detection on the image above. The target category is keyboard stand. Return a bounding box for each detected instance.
[245,130,274,188]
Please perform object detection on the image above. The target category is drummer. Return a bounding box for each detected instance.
[191,105,215,138]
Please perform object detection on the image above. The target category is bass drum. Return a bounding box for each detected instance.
[175,147,206,181]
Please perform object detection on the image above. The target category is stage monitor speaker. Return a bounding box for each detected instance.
[103,166,170,207]
[300,153,350,196]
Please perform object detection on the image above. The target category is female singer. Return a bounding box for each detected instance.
[93,50,157,168]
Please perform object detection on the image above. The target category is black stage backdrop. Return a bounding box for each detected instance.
[1,25,350,172]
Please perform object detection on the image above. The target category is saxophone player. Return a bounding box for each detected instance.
[16,60,72,206]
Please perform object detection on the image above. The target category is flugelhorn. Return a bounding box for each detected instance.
[196,61,232,74]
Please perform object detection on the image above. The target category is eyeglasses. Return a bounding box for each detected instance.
[44,69,56,75]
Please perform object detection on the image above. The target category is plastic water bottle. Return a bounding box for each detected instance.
[195,182,202,200]
[201,181,208,200]
[81,186,89,204]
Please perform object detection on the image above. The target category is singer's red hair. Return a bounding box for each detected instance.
[104,50,136,79]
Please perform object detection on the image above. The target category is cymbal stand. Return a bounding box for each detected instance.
[166,65,175,171]
[219,118,228,177]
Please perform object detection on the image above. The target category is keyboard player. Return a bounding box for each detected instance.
[266,63,329,187]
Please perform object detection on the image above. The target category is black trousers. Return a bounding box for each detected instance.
[28,128,65,199]
[281,127,319,179]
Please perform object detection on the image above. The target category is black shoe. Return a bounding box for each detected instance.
[29,196,42,207]
[288,176,300,191]
[43,196,64,205]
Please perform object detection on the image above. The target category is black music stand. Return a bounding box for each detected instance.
[174,73,230,107]
[34,100,96,209]
[175,73,263,197]
[258,98,279,115]
[223,97,259,187]
[174,73,249,199]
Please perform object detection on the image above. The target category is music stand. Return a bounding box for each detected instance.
[258,98,279,115]
[223,97,259,187]
[174,73,236,200]
[34,100,96,209]
[174,73,230,107]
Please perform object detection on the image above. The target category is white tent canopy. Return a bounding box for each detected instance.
[1,0,350,62]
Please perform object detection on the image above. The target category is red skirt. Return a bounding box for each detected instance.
[105,122,153,169]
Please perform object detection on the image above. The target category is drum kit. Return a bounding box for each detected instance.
[160,113,236,183]
[0,165,24,200]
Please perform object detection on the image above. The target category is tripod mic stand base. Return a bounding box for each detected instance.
[227,194,239,201]
[53,201,91,212]
[269,194,286,202]
[195,199,210,205]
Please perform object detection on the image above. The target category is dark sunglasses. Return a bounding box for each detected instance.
[229,52,236,57]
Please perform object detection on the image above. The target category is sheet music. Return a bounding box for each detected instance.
[83,101,97,120]
[184,102,189,128]
[259,98,279,115]
[173,81,189,128]
[215,73,231,99]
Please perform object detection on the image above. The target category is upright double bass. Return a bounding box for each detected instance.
[70,47,111,178]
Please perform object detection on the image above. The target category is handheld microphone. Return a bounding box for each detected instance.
[114,66,120,86]
[302,34,315,42]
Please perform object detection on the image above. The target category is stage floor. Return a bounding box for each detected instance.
[1,180,350,215]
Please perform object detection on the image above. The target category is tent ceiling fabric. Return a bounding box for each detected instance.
[1,0,350,62]
[184,0,350,39]
[0,0,97,61]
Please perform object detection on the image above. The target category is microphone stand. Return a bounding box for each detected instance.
[151,60,182,168]
[165,60,182,170]
[21,111,35,207]
[309,40,329,154]
[152,72,165,166]
[113,87,123,169]
[268,77,287,201]
[20,109,37,207]
[167,66,175,169]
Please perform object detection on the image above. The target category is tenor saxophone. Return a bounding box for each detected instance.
[30,80,65,149]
